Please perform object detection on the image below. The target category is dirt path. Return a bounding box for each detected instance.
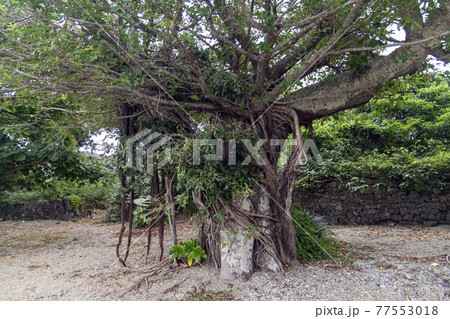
[1,217,449,301]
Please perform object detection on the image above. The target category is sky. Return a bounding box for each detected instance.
[384,28,449,71]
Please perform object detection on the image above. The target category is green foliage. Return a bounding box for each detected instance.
[66,194,81,211]
[0,131,106,191]
[298,72,450,191]
[169,239,207,266]
[0,179,116,214]
[291,206,338,263]
[132,196,152,228]
[120,117,261,222]
[131,195,171,228]
[103,189,122,223]
[0,190,52,205]
[132,208,151,228]
[172,120,260,218]
[64,182,116,209]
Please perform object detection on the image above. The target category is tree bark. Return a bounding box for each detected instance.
[197,107,307,279]
[198,181,297,280]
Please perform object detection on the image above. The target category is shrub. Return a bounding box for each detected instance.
[66,194,82,211]
[291,205,338,262]
[169,239,207,266]
[0,190,52,205]
[103,186,124,223]
[297,72,450,192]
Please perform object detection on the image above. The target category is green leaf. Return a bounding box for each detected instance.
[15,153,26,161]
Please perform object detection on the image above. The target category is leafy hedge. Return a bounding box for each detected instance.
[297,72,450,192]
[0,180,116,210]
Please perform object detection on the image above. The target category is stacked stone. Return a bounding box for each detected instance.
[294,179,449,226]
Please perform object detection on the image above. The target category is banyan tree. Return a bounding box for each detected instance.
[1,0,449,279]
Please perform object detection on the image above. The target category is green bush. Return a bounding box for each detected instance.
[291,205,338,262]
[0,180,116,210]
[0,190,52,205]
[297,72,450,192]
[66,194,82,211]
[169,239,207,266]
[103,186,123,223]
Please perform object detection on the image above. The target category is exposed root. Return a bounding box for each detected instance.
[163,277,188,294]
[120,257,173,297]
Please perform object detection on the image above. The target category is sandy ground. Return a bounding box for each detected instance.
[0,216,449,301]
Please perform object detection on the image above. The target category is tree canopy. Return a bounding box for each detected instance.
[1,0,449,124]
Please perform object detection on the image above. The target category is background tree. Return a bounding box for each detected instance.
[0,93,108,192]
[1,0,449,279]
[298,71,449,192]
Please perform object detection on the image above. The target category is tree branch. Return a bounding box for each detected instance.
[279,0,450,121]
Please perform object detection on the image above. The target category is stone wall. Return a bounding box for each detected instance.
[0,200,92,221]
[294,179,450,226]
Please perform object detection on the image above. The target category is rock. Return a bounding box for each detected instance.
[423,220,438,227]
[403,214,413,222]
[404,274,413,280]
[0,200,91,221]
[374,190,383,200]
[292,179,448,226]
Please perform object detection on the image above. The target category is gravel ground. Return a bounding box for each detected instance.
[0,216,449,301]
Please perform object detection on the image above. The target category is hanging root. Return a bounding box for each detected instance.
[222,199,284,270]
[193,192,221,268]
[145,222,153,263]
[123,177,135,264]
[116,169,129,266]
[159,211,165,262]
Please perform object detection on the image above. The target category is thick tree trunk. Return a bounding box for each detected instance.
[197,108,306,280]
[198,183,291,280]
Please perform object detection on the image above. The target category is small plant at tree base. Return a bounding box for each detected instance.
[291,205,338,263]
[169,239,207,266]
[66,194,81,211]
